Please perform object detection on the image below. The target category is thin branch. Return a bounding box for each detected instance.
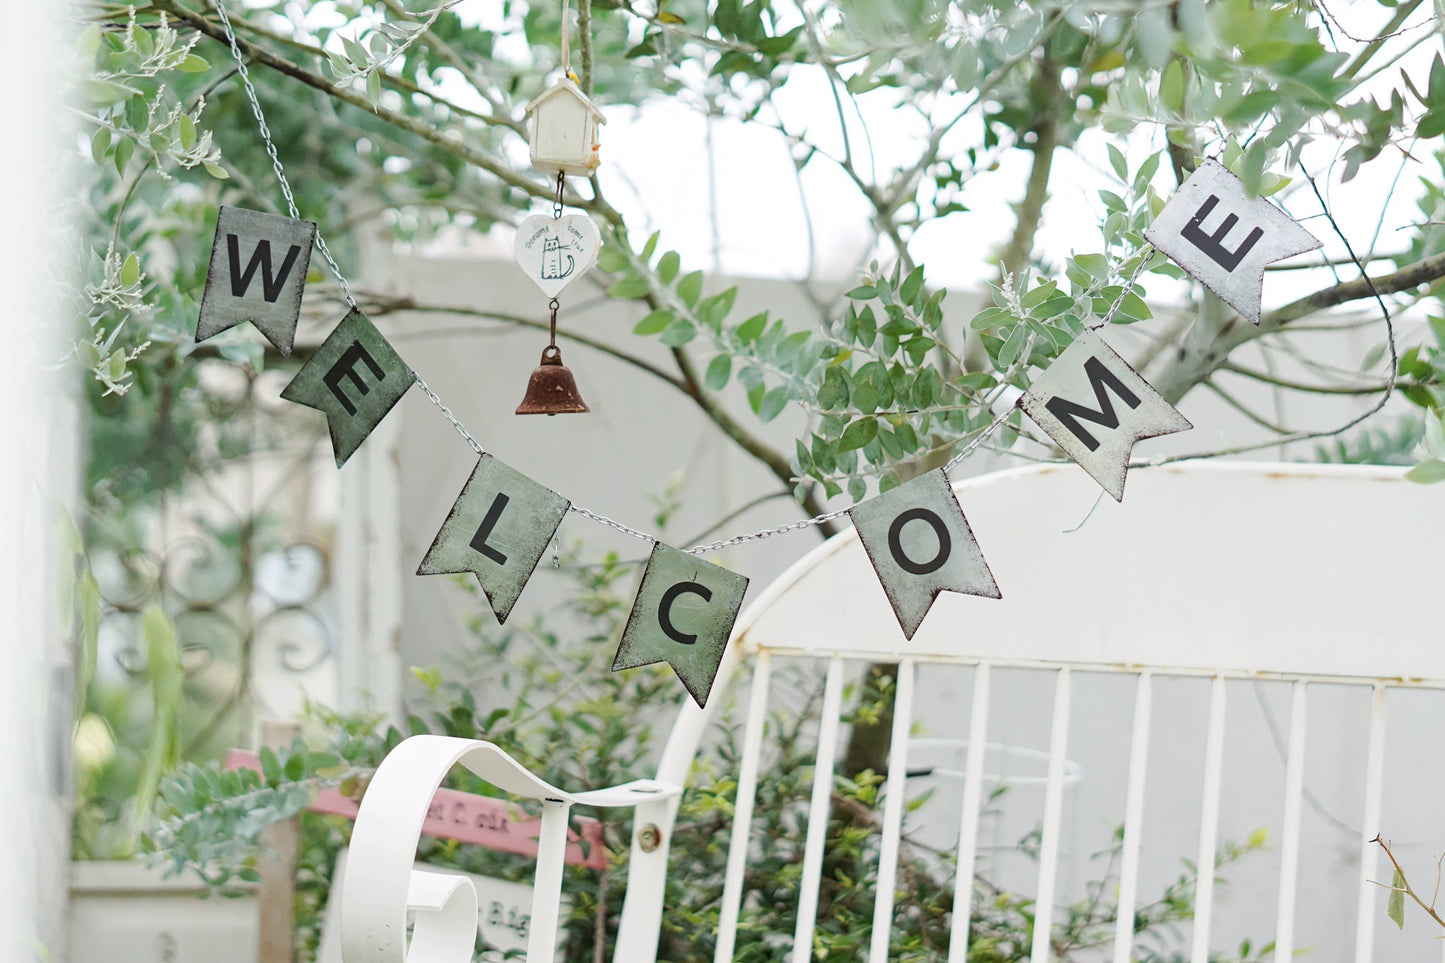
[1220,362,1393,396]
[1373,835,1445,932]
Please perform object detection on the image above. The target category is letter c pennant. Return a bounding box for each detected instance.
[849,469,1001,640]
[613,543,749,709]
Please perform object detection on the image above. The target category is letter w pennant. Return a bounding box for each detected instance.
[197,206,317,355]
[1018,330,1192,501]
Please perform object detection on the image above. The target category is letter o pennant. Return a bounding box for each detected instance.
[849,469,1001,640]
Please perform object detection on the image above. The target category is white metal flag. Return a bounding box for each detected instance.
[1143,158,1321,325]
[1018,330,1192,501]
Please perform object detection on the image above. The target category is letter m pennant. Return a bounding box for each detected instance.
[1018,330,1192,501]
[197,206,317,356]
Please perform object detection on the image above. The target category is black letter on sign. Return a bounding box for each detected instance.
[227,235,304,302]
[658,581,712,645]
[468,492,510,566]
[887,508,952,576]
[1181,194,1264,272]
[1044,356,1142,451]
[323,342,386,416]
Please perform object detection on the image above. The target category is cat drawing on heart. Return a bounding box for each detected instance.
[540,236,575,281]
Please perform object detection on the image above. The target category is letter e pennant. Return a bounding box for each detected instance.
[849,469,1001,640]
[613,544,749,709]
[197,206,317,355]
[1018,329,1191,501]
[417,454,571,625]
[280,308,411,467]
[1143,159,1320,325]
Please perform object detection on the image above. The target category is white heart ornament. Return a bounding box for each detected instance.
[514,214,601,299]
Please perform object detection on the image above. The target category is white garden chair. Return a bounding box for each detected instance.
[341,461,1445,963]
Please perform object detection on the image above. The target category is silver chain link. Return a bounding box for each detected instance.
[943,409,1012,473]
[1090,245,1155,330]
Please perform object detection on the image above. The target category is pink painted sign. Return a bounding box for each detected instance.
[225,750,607,870]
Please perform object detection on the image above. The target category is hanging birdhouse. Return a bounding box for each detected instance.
[524,78,605,178]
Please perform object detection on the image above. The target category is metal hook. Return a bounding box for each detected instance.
[548,298,560,348]
[553,172,566,219]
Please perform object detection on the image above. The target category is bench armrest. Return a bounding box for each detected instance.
[342,734,679,963]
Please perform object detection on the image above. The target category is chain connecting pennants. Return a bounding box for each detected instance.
[196,0,1354,704]
[418,455,572,626]
[1144,159,1322,325]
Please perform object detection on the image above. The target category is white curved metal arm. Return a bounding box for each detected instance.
[341,734,679,963]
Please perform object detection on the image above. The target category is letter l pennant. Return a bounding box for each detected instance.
[417,453,571,625]
[613,543,749,709]
[849,469,1001,640]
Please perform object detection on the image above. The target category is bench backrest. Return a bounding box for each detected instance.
[612,462,1445,963]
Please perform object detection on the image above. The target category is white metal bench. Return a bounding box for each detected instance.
[341,462,1445,963]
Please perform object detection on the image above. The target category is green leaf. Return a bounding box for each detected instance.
[366,69,383,106]
[757,385,788,423]
[704,354,731,390]
[177,54,210,73]
[609,277,652,299]
[260,746,282,786]
[90,128,111,165]
[1107,143,1127,181]
[677,271,704,308]
[1387,868,1406,928]
[121,252,141,288]
[1405,459,1445,484]
[837,417,878,452]
[735,312,766,343]
[659,319,696,346]
[178,114,196,150]
[640,230,660,262]
[657,250,680,285]
[846,285,877,300]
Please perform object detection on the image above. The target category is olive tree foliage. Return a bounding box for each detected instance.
[76,0,1445,515]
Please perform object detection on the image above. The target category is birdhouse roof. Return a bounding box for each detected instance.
[524,78,607,123]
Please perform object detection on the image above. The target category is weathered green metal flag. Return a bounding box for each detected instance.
[196,205,316,356]
[1017,329,1191,502]
[417,454,571,624]
[613,544,749,709]
[280,308,412,467]
[849,469,1001,640]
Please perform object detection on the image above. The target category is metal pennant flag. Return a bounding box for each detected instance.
[1143,158,1321,325]
[1018,329,1192,502]
[279,308,412,467]
[197,205,317,355]
[417,454,571,625]
[848,469,1001,640]
[612,543,749,709]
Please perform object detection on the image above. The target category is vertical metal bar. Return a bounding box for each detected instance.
[1274,681,1308,960]
[947,663,993,963]
[525,799,572,963]
[869,659,916,963]
[1111,671,1154,963]
[1189,675,1228,963]
[792,657,847,963]
[1029,667,1074,963]
[1353,683,1388,963]
[714,651,773,963]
